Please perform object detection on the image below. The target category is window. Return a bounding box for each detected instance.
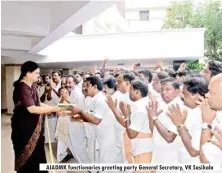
[139,10,149,21]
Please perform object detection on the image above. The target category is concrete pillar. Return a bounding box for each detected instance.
[69,69,74,75]
[5,64,21,114]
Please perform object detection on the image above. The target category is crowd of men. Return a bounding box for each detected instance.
[36,59,222,173]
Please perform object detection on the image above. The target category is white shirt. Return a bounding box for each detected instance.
[148,84,163,106]
[69,86,85,109]
[202,111,222,164]
[178,107,203,164]
[121,92,132,104]
[185,107,203,151]
[129,97,152,156]
[148,83,156,96]
[83,96,96,138]
[113,91,131,148]
[68,86,85,137]
[112,90,122,101]
[152,96,184,164]
[69,86,86,135]
[77,80,83,89]
[84,96,93,113]
[51,82,61,106]
[90,92,116,147]
[212,111,222,130]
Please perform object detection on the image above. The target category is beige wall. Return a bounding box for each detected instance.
[40,68,54,75]
[5,65,20,114]
[40,68,74,76]
[1,65,7,110]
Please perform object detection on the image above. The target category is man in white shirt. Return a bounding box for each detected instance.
[147,77,182,170]
[103,77,125,163]
[75,72,84,90]
[51,70,62,105]
[202,125,222,164]
[60,75,90,163]
[40,74,58,144]
[120,80,152,168]
[106,73,135,164]
[138,70,153,85]
[167,76,209,171]
[69,76,117,164]
[198,74,222,166]
[82,80,96,162]
[200,60,222,81]
[137,69,158,102]
[151,71,168,104]
[43,71,61,144]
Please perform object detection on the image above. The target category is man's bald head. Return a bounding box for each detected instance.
[211,73,222,86]
[206,74,222,110]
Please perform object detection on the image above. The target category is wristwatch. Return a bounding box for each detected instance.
[201,123,212,130]
[177,124,186,130]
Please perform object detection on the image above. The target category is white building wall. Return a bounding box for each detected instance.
[125,6,168,31]
[38,29,205,63]
[82,0,176,34]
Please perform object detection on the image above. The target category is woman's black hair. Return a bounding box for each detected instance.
[13,61,39,87]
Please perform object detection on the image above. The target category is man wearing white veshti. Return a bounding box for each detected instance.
[56,75,91,163]
[148,78,182,173]
[69,76,117,167]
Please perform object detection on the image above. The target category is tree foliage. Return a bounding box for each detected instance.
[163,0,222,60]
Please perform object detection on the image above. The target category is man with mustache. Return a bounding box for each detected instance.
[57,75,90,163]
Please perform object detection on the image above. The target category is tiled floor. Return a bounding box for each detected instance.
[1,114,15,173]
[1,114,85,173]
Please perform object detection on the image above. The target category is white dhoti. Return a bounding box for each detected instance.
[152,145,180,173]
[97,138,119,173]
[84,122,96,162]
[57,141,68,162]
[97,135,117,164]
[55,115,70,162]
[68,120,92,163]
[44,114,57,143]
[113,122,126,163]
